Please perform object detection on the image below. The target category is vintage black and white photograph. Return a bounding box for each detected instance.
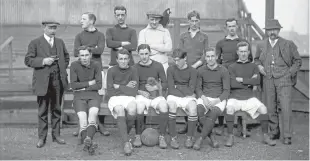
[0,0,309,160]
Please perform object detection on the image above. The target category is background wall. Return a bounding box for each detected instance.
[0,0,239,25]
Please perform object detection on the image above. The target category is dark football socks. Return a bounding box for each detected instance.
[168,112,177,137]
[187,115,198,137]
[159,112,169,135]
[117,116,128,142]
[136,114,145,135]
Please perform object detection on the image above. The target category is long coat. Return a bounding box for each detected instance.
[24,35,70,96]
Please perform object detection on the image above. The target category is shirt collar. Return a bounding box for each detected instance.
[269,38,279,45]
[206,64,219,71]
[225,35,239,40]
[236,59,251,64]
[146,24,165,32]
[115,24,128,29]
[44,34,54,42]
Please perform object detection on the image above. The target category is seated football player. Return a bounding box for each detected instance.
[225,41,276,147]
[70,46,102,154]
[166,49,198,149]
[106,49,139,156]
[193,48,230,150]
[133,44,169,149]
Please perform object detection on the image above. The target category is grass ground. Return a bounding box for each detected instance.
[0,113,309,160]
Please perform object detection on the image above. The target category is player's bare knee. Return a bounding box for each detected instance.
[167,101,177,113]
[187,101,197,116]
[136,102,146,114]
[225,106,235,115]
[157,100,168,113]
[114,105,125,116]
[258,105,267,114]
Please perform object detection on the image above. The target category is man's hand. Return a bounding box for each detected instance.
[121,41,131,46]
[74,88,86,92]
[201,95,212,108]
[88,80,96,86]
[236,77,243,83]
[251,74,258,79]
[42,57,55,66]
[145,84,158,92]
[113,84,120,89]
[126,81,137,88]
[258,65,266,76]
[138,90,150,99]
[210,98,221,106]
[186,94,196,98]
[116,46,123,50]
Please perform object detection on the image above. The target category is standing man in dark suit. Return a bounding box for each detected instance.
[255,19,302,145]
[24,19,70,148]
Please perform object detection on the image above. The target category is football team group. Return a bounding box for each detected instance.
[25,5,301,156]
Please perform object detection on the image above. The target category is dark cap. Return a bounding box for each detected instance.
[264,19,282,30]
[42,19,60,26]
[146,10,163,18]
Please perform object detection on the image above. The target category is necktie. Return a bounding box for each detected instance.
[49,38,53,47]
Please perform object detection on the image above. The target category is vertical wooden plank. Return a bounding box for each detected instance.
[173,19,181,49]
[8,42,13,82]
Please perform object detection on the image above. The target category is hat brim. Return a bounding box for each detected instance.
[42,22,60,26]
[264,26,282,30]
[147,14,163,18]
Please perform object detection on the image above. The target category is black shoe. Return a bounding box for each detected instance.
[52,137,66,144]
[36,139,46,148]
[270,133,280,140]
[283,137,292,145]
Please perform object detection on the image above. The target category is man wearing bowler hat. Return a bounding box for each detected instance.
[24,19,70,148]
[254,19,302,145]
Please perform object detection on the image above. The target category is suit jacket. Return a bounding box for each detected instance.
[24,35,70,96]
[254,37,302,85]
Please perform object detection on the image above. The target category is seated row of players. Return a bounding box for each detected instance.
[107,42,276,155]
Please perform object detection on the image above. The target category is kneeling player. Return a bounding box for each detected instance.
[107,49,139,155]
[225,41,275,147]
[134,44,169,149]
[70,46,102,154]
[193,48,230,150]
[166,49,198,149]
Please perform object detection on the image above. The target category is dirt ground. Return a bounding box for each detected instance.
[0,113,309,160]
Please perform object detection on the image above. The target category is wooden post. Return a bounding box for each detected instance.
[246,13,252,43]
[173,19,181,49]
[8,42,13,82]
[265,0,275,35]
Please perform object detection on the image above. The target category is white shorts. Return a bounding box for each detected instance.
[167,95,196,114]
[197,97,227,114]
[226,97,266,119]
[136,95,166,114]
[108,96,135,119]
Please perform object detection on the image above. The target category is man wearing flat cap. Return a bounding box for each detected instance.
[138,10,172,74]
[254,19,302,145]
[24,19,70,148]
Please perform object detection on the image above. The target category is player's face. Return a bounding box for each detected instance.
[116,53,130,68]
[114,10,127,25]
[80,14,93,29]
[266,28,280,40]
[174,57,186,69]
[188,16,200,31]
[237,45,250,62]
[226,20,238,36]
[138,48,150,64]
[43,25,57,37]
[205,51,218,66]
[79,50,91,66]
[148,17,161,29]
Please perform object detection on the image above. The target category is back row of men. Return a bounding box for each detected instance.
[25,5,301,156]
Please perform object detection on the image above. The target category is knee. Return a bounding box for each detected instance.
[167,101,177,113]
[136,102,146,114]
[197,104,206,117]
[187,101,197,116]
[226,106,235,115]
[207,108,221,121]
[258,105,268,114]
[157,100,168,113]
[127,101,137,116]
[114,105,125,116]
